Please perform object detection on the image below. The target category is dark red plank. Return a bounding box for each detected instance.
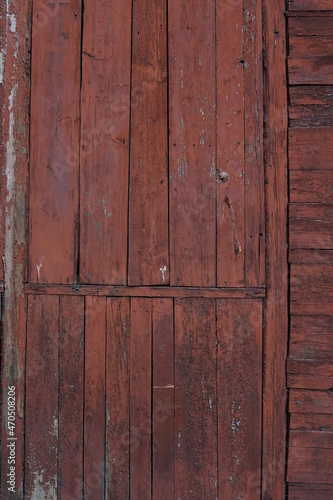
[289,127,333,170]
[289,430,333,448]
[128,0,169,285]
[152,298,174,500]
[289,249,333,264]
[25,295,59,498]
[59,296,84,499]
[130,298,152,498]
[216,0,245,286]
[290,412,333,432]
[174,298,217,498]
[169,0,216,286]
[289,389,333,414]
[290,314,333,360]
[289,483,333,500]
[84,296,106,499]
[287,359,333,389]
[288,56,333,85]
[287,447,333,483]
[29,0,81,283]
[290,171,333,203]
[289,104,333,126]
[289,85,333,105]
[289,0,333,9]
[217,299,262,499]
[80,0,132,284]
[290,264,333,315]
[289,204,333,250]
[106,298,130,499]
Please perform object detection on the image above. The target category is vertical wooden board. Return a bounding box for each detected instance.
[216,0,245,287]
[152,298,174,499]
[58,296,84,499]
[217,299,262,499]
[84,296,106,499]
[174,298,217,498]
[130,298,152,498]
[128,0,169,286]
[25,295,59,498]
[244,0,265,286]
[29,0,81,284]
[105,298,130,499]
[80,0,132,285]
[169,0,216,286]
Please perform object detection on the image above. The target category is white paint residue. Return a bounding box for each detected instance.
[160,265,167,283]
[0,49,5,85]
[32,469,57,500]
[36,257,44,281]
[178,432,181,448]
[9,12,17,33]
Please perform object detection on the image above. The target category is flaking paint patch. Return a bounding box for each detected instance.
[32,469,57,500]
[0,49,5,84]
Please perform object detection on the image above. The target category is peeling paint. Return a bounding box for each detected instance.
[0,49,5,84]
[160,265,167,282]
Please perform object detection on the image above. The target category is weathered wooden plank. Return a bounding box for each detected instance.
[105,298,130,499]
[289,483,333,500]
[262,0,289,497]
[128,0,168,286]
[287,359,333,389]
[25,295,59,498]
[289,204,333,250]
[289,430,333,448]
[174,299,217,498]
[289,85,333,105]
[152,298,174,499]
[289,389,333,414]
[290,264,333,315]
[290,412,333,431]
[290,314,333,360]
[130,298,152,498]
[290,171,333,203]
[289,0,333,10]
[289,127,333,170]
[84,296,106,499]
[169,0,216,286]
[80,0,131,285]
[24,283,266,299]
[289,17,333,36]
[289,249,333,264]
[288,56,333,85]
[58,296,84,499]
[29,0,81,283]
[216,0,245,286]
[287,447,333,483]
[217,299,262,499]
[289,104,333,126]
[289,36,333,57]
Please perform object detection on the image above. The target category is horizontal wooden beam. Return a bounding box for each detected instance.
[24,284,266,299]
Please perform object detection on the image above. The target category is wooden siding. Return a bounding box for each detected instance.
[287,1,333,493]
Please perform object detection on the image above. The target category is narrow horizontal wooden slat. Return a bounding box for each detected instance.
[288,0,333,10]
[289,36,333,57]
[289,389,333,414]
[290,314,333,359]
[290,264,333,314]
[289,104,333,126]
[24,284,266,299]
[287,359,333,389]
[289,85,333,105]
[289,204,333,250]
[288,56,333,85]
[290,171,333,203]
[289,483,333,500]
[289,430,333,448]
[287,447,333,483]
[290,412,333,431]
[289,17,333,36]
[289,127,333,170]
[289,249,333,264]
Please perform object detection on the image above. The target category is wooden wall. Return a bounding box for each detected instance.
[287,0,333,497]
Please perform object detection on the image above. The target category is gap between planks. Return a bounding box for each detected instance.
[24,284,266,299]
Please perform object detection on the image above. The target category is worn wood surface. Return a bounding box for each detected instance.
[289,85,333,105]
[287,447,333,483]
[289,204,333,249]
[80,0,131,285]
[288,56,333,85]
[287,359,333,389]
[289,127,333,169]
[289,483,333,500]
[290,171,333,203]
[290,412,333,431]
[290,264,333,315]
[289,0,333,10]
[289,389,333,414]
[290,315,333,360]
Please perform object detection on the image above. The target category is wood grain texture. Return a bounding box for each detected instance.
[290,412,333,431]
[152,298,174,500]
[289,430,333,448]
[216,0,245,286]
[169,0,216,286]
[289,127,333,170]
[128,0,169,286]
[58,296,84,499]
[84,296,106,499]
[80,0,131,284]
[217,299,262,499]
[288,56,333,85]
[290,264,333,315]
[289,0,333,9]
[29,0,81,283]
[0,0,31,495]
[287,359,333,389]
[289,104,333,127]
[290,171,333,203]
[290,315,333,360]
[106,298,130,499]
[289,85,333,105]
[289,249,333,264]
[130,298,152,498]
[287,447,333,483]
[25,295,59,498]
[174,298,217,498]
[289,204,333,250]
[289,389,333,414]
[262,0,289,497]
[289,483,333,500]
